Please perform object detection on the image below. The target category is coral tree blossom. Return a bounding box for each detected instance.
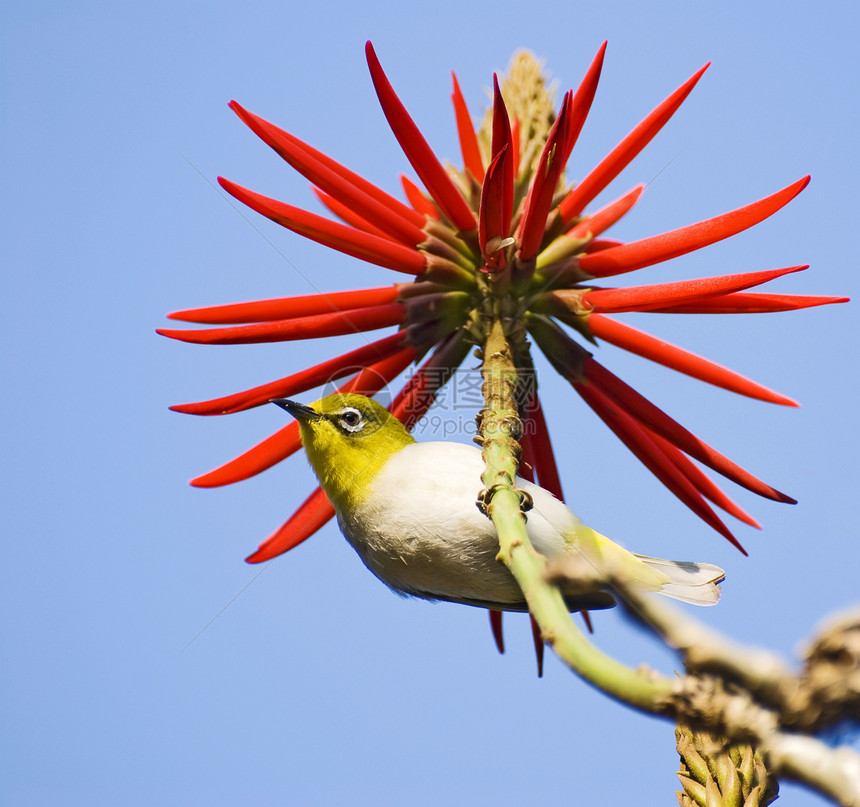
[160,41,846,572]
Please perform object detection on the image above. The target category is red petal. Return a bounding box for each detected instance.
[526,312,591,377]
[365,42,476,232]
[229,101,426,246]
[530,615,545,677]
[528,316,787,539]
[583,359,795,503]
[167,286,400,324]
[451,72,485,182]
[219,177,426,274]
[559,63,710,222]
[489,610,505,654]
[536,185,645,269]
[158,303,405,345]
[191,421,302,488]
[400,175,440,219]
[228,101,425,229]
[245,486,335,563]
[522,392,564,499]
[562,41,607,164]
[575,378,744,550]
[565,184,645,241]
[582,266,807,314]
[649,431,760,529]
[517,435,536,483]
[348,349,416,395]
[583,238,622,253]
[579,177,810,278]
[587,314,798,406]
[518,90,574,260]
[520,41,607,256]
[312,187,390,238]
[390,332,471,427]
[490,75,514,238]
[510,117,521,178]
[170,332,412,415]
[653,291,850,314]
[479,147,513,266]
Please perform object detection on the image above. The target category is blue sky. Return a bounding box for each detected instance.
[2,1,857,805]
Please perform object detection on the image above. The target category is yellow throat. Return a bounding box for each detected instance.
[276,393,416,512]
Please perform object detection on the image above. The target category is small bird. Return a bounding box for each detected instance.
[272,393,725,613]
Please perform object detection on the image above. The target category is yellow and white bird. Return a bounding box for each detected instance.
[273,393,725,612]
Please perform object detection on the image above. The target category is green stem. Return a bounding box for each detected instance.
[479,315,673,712]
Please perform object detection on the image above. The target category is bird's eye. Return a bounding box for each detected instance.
[338,408,365,433]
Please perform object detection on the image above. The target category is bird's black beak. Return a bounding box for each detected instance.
[269,398,320,421]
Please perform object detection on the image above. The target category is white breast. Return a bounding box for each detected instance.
[339,441,581,608]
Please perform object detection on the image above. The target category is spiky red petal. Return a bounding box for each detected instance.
[400,175,440,219]
[583,359,794,504]
[170,332,412,416]
[653,292,849,314]
[521,392,564,499]
[451,72,485,182]
[490,76,515,237]
[158,303,406,345]
[510,117,521,179]
[583,238,623,253]
[312,187,391,238]
[246,486,335,564]
[191,421,302,489]
[365,42,476,232]
[536,184,645,269]
[587,314,798,406]
[479,147,514,267]
[228,101,425,229]
[558,63,710,222]
[565,184,645,242]
[530,616,545,677]
[489,610,505,654]
[648,431,761,529]
[516,43,608,261]
[390,332,472,427]
[578,177,810,278]
[229,102,427,246]
[518,91,574,261]
[581,266,807,314]
[563,40,607,165]
[575,378,745,551]
[167,286,400,325]
[219,177,426,274]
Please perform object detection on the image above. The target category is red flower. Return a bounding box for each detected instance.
[160,41,846,566]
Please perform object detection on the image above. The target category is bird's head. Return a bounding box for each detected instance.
[271,393,415,510]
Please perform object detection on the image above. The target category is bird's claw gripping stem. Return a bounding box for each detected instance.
[477,483,534,517]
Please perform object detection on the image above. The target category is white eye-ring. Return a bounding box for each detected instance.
[338,407,365,433]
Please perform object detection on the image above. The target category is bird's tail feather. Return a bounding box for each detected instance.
[634,555,725,606]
